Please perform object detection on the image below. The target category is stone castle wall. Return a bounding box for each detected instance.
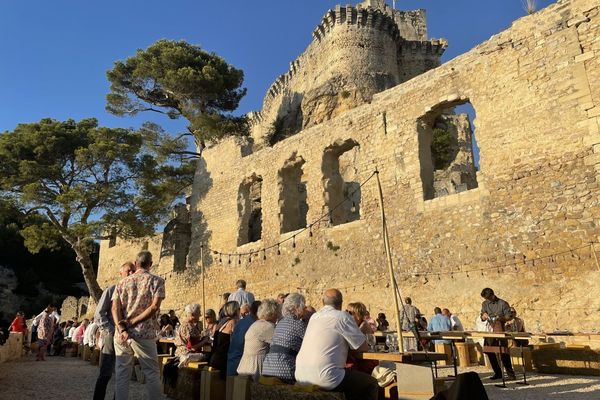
[98,0,600,331]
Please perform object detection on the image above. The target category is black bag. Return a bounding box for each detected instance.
[430,372,489,400]
[162,357,180,389]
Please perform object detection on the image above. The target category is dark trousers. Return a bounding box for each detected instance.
[484,338,514,376]
[333,368,379,400]
[93,331,116,400]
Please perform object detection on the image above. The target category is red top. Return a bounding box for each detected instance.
[10,317,27,333]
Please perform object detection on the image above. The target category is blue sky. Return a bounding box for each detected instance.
[0,0,556,135]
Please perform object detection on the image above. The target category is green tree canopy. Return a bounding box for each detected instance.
[106,39,248,152]
[0,118,195,301]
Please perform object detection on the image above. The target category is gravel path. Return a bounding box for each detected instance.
[0,355,599,400]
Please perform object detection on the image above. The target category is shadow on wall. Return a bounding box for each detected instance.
[169,156,213,281]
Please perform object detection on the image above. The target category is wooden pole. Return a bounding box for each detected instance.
[592,242,600,272]
[375,170,404,352]
[200,245,206,316]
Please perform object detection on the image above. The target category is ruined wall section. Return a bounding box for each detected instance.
[174,0,600,333]
[250,4,445,148]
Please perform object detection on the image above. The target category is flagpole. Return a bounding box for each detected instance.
[375,169,404,352]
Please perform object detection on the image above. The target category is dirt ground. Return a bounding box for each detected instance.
[0,355,599,400]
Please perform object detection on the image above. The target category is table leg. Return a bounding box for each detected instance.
[450,342,458,378]
[494,348,507,389]
[516,343,529,386]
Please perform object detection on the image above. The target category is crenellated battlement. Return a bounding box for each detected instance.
[311,5,400,43]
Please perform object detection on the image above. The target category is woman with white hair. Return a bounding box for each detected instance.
[174,303,210,366]
[262,293,306,382]
[236,299,281,381]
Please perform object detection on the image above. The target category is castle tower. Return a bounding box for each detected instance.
[249,1,447,148]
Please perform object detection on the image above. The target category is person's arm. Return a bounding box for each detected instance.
[112,295,128,343]
[481,302,489,321]
[95,287,113,333]
[500,301,512,323]
[128,296,163,327]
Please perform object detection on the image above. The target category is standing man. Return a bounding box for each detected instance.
[401,297,421,351]
[112,251,165,400]
[228,279,255,306]
[427,307,452,345]
[93,261,133,400]
[295,289,378,400]
[480,288,516,380]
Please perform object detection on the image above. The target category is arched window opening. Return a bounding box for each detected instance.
[279,155,309,233]
[418,100,479,200]
[322,139,361,226]
[238,175,263,245]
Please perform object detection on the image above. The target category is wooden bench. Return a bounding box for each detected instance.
[201,368,226,400]
[250,381,345,400]
[163,361,207,400]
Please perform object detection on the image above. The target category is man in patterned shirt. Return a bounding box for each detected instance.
[112,251,165,400]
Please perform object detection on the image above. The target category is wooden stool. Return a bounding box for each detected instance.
[201,367,226,400]
[90,348,100,365]
[455,342,472,367]
[232,375,252,400]
[434,343,453,367]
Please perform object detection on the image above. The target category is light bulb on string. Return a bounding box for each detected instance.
[309,226,313,237]
[263,249,267,261]
[228,255,231,265]
[277,244,281,255]
[350,201,356,213]
[292,235,296,248]
[248,253,252,263]
[238,256,241,265]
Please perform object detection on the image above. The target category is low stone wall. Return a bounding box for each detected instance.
[0,332,23,364]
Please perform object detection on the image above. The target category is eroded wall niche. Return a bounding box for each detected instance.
[278,155,309,233]
[238,175,263,245]
[160,204,192,272]
[418,100,479,200]
[322,139,361,225]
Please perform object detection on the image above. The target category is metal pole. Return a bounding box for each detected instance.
[375,170,404,352]
[592,242,600,271]
[200,245,206,316]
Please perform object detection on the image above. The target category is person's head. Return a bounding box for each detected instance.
[45,304,56,313]
[347,302,368,326]
[160,314,171,326]
[15,311,24,319]
[257,299,281,323]
[509,307,518,318]
[481,288,495,301]
[168,310,176,317]
[303,306,316,322]
[240,303,251,317]
[119,261,135,278]
[222,301,240,320]
[277,293,289,304]
[59,321,66,328]
[434,307,442,315]
[135,250,153,270]
[82,318,90,326]
[250,301,261,317]
[405,297,412,305]
[323,288,343,310]
[184,304,201,323]
[282,293,306,319]
[204,309,217,325]
[378,313,387,320]
[222,293,230,303]
[235,279,247,290]
[442,308,451,317]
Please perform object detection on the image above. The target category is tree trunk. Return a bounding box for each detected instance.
[73,245,104,302]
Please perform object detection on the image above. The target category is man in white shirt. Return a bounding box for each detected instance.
[442,308,464,331]
[228,279,255,306]
[295,289,378,400]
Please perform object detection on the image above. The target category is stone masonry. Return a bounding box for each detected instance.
[97,0,600,333]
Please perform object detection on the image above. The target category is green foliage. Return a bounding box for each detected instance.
[106,39,248,144]
[0,118,195,299]
[431,128,458,170]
